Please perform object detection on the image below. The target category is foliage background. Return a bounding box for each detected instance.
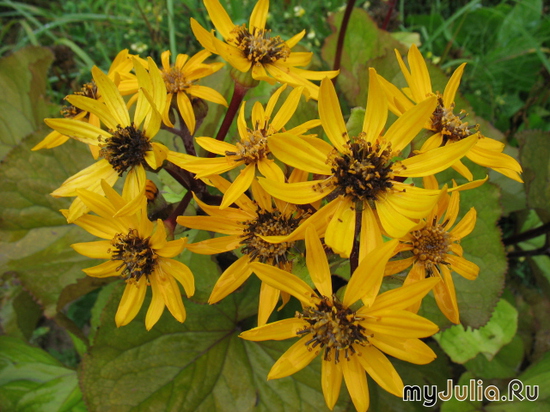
[1,0,549,411]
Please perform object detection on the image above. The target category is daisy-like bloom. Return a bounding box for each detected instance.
[177,176,333,325]
[240,229,440,412]
[190,0,338,99]
[385,185,479,324]
[159,49,227,133]
[376,44,523,182]
[33,49,138,153]
[261,73,478,257]
[68,181,194,330]
[171,83,320,209]
[44,58,170,222]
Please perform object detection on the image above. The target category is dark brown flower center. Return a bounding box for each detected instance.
[61,81,98,118]
[161,67,193,94]
[411,225,451,270]
[100,124,152,175]
[225,128,270,164]
[297,296,369,363]
[329,139,396,203]
[431,96,479,144]
[240,208,300,265]
[110,229,157,282]
[232,25,291,65]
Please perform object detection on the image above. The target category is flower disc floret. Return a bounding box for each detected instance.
[297,296,369,363]
[431,96,479,144]
[226,128,270,164]
[110,228,157,282]
[240,208,300,264]
[100,124,152,175]
[232,25,290,65]
[161,67,193,94]
[329,139,396,203]
[411,225,452,271]
[60,81,98,118]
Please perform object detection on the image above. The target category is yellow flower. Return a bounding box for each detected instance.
[44,59,170,222]
[385,186,479,324]
[171,83,320,209]
[68,181,194,330]
[33,49,139,153]
[159,49,227,133]
[377,44,523,182]
[240,229,439,412]
[261,73,478,257]
[190,0,337,99]
[176,176,331,325]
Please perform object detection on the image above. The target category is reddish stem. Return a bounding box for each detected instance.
[333,0,357,82]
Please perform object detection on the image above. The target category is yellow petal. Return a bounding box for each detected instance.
[177,216,242,236]
[220,163,256,209]
[319,78,348,152]
[258,282,280,326]
[187,85,228,106]
[325,196,355,257]
[369,335,437,364]
[376,199,417,239]
[249,0,268,30]
[359,202,383,259]
[434,264,460,324]
[32,130,69,151]
[343,239,398,308]
[443,63,466,108]
[204,0,235,39]
[268,133,332,175]
[71,213,124,239]
[249,262,316,306]
[65,95,118,130]
[322,358,343,410]
[450,207,476,239]
[156,270,186,323]
[196,136,236,155]
[43,118,108,146]
[115,276,148,327]
[355,345,403,397]
[257,159,285,182]
[384,96,437,152]
[446,254,479,280]
[399,134,478,177]
[158,258,195,296]
[190,18,217,53]
[145,274,166,330]
[407,44,432,102]
[370,277,439,312]
[268,336,319,380]
[177,91,196,134]
[341,357,369,412]
[51,159,118,198]
[270,86,303,131]
[182,234,241,255]
[363,309,439,338]
[71,240,112,259]
[258,177,333,204]
[209,255,253,303]
[82,259,121,277]
[91,66,130,127]
[240,318,307,341]
[305,226,333,298]
[363,68,388,143]
[157,238,187,258]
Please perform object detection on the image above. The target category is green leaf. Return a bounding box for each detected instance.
[0,46,55,160]
[519,130,550,223]
[464,335,524,379]
[434,299,518,364]
[80,279,356,411]
[321,8,408,107]
[0,336,83,412]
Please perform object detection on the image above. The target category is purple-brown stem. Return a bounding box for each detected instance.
[332,0,357,82]
[350,206,362,276]
[165,190,193,236]
[381,0,397,31]
[209,81,249,157]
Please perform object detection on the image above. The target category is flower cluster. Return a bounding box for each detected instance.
[37,0,522,411]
